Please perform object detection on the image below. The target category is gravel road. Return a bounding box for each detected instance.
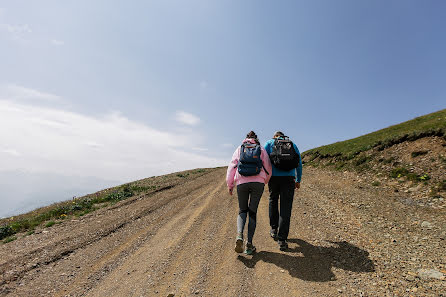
[1,167,444,296]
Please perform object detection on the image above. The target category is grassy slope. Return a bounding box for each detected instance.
[303,109,446,159]
[0,168,214,242]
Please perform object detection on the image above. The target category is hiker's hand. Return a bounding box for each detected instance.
[228,188,233,196]
[295,182,300,190]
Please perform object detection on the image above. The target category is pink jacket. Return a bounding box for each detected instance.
[226,138,272,190]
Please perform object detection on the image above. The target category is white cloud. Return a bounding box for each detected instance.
[0,23,32,34]
[0,23,32,42]
[0,84,61,102]
[0,149,21,157]
[51,39,64,46]
[0,100,224,182]
[175,110,200,126]
[192,147,208,152]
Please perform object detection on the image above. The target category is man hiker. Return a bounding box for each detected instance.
[264,131,302,251]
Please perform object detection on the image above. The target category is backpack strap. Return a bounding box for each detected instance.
[262,164,269,175]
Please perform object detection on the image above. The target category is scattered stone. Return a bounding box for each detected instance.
[421,221,433,229]
[406,275,415,282]
[417,269,445,280]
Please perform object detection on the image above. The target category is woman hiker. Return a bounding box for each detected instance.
[226,131,272,255]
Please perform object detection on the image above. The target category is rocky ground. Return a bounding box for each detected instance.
[0,166,445,296]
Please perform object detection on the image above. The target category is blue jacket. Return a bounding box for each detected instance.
[264,138,302,183]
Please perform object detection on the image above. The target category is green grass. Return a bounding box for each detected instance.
[372,181,381,186]
[390,167,430,182]
[45,221,56,228]
[2,236,17,244]
[176,173,189,178]
[0,184,143,240]
[303,109,446,160]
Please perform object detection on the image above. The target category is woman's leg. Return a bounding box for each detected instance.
[236,183,251,236]
[247,183,265,243]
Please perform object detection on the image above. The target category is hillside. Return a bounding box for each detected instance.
[303,109,446,204]
[304,109,446,159]
[1,166,445,296]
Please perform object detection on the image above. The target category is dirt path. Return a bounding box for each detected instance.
[1,167,445,296]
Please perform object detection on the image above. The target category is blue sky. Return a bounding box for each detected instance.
[1,1,445,216]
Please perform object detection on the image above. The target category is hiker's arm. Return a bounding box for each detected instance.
[261,147,272,183]
[226,146,240,192]
[264,140,272,155]
[294,144,302,184]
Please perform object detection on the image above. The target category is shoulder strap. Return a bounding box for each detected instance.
[262,164,269,175]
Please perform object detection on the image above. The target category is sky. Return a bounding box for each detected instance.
[1,0,445,217]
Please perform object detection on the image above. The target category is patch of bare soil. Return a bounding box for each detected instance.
[1,167,445,296]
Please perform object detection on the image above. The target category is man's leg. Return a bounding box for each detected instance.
[277,176,295,242]
[268,177,280,232]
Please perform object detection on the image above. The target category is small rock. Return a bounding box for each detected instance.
[421,221,433,229]
[280,269,285,273]
[417,269,445,280]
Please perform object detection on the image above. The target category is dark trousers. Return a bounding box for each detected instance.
[268,176,295,241]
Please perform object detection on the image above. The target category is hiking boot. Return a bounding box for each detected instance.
[244,242,256,255]
[270,229,278,240]
[235,233,244,253]
[278,240,288,251]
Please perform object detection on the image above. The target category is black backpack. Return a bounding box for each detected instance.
[237,142,268,176]
[269,137,300,171]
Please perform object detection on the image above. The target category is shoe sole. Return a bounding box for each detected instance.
[235,238,244,253]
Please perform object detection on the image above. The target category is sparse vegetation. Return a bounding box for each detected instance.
[411,150,429,158]
[390,167,409,178]
[303,109,446,160]
[0,185,146,239]
[0,168,214,241]
[372,181,381,186]
[0,225,13,240]
[2,236,17,244]
[354,155,371,166]
[390,167,430,182]
[439,180,446,191]
[45,221,56,228]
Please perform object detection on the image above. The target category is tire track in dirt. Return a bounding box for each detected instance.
[1,169,225,297]
[86,180,230,296]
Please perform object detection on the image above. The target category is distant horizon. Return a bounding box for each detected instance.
[2,107,444,218]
